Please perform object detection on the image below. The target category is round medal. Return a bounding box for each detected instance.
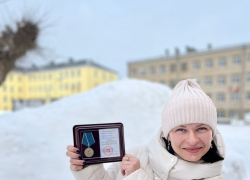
[84,147,94,157]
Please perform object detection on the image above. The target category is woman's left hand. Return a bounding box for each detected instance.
[121,154,141,176]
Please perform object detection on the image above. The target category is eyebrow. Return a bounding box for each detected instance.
[176,124,206,128]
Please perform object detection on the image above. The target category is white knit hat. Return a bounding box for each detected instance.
[161,79,217,138]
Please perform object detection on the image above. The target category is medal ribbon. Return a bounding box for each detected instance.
[82,132,95,147]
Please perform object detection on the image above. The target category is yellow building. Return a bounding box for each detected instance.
[0,59,117,111]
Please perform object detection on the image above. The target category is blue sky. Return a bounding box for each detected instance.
[1,0,250,78]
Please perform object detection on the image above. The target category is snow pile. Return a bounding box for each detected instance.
[219,125,250,179]
[222,148,247,180]
[0,79,249,180]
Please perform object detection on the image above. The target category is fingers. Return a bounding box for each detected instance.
[121,154,140,176]
[122,154,136,162]
[70,159,86,166]
[66,150,81,159]
[67,145,87,171]
[121,170,125,176]
[67,145,79,153]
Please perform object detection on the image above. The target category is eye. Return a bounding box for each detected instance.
[176,128,185,132]
[198,127,207,131]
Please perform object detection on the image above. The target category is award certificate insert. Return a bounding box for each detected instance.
[99,128,120,158]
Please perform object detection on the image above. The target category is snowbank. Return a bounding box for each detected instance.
[0,79,249,180]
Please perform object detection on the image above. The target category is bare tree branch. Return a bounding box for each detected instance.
[0,18,40,85]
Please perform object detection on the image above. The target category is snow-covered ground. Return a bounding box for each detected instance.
[0,79,249,180]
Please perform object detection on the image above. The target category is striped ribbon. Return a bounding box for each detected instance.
[82,132,95,147]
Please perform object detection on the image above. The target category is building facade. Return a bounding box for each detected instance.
[128,44,250,120]
[0,60,117,111]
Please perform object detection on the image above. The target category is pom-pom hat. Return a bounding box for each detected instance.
[161,79,217,138]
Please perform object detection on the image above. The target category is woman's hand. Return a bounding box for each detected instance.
[66,145,87,171]
[121,154,141,176]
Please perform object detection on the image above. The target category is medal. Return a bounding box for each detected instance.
[84,147,94,157]
[82,132,95,157]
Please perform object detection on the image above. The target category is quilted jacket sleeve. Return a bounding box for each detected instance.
[70,145,152,180]
[71,162,120,180]
[122,168,152,180]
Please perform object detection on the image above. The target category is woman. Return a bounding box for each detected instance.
[66,79,227,180]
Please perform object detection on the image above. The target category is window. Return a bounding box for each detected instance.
[131,69,137,77]
[193,61,200,70]
[218,58,226,67]
[217,93,225,102]
[159,65,166,74]
[18,76,22,82]
[205,59,213,69]
[246,92,250,101]
[231,93,239,102]
[217,110,225,118]
[139,67,146,76]
[71,71,75,77]
[150,66,155,75]
[248,54,250,64]
[231,74,240,84]
[247,73,250,83]
[3,97,7,102]
[170,64,176,72]
[19,88,22,93]
[217,76,226,85]
[205,77,212,86]
[181,63,187,71]
[232,55,241,65]
[229,110,239,119]
[3,86,7,92]
[10,87,14,93]
[77,70,81,77]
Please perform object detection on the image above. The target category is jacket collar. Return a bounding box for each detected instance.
[146,129,177,180]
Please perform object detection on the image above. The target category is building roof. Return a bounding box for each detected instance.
[13,59,117,74]
[128,43,250,65]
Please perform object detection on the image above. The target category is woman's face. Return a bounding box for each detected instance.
[168,123,213,162]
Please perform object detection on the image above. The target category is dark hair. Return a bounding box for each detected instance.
[162,137,224,163]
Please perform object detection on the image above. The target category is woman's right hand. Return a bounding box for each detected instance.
[66,145,87,171]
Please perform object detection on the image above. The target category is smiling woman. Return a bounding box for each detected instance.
[67,79,227,180]
[164,123,224,163]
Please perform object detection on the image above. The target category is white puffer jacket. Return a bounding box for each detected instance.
[71,128,227,180]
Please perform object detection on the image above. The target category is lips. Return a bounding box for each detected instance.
[183,147,202,153]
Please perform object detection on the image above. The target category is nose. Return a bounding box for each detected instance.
[186,131,200,145]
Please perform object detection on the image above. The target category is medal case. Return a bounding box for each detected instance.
[73,123,125,165]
